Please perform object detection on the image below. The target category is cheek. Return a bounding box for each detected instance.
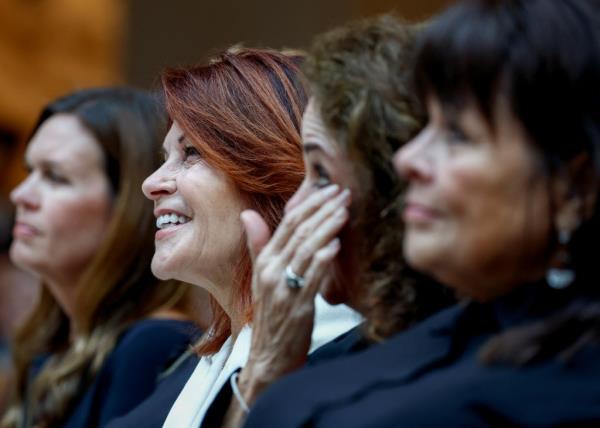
[49,192,112,256]
[171,175,246,281]
[435,158,550,284]
[15,189,112,277]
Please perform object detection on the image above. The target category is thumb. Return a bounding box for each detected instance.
[241,209,272,262]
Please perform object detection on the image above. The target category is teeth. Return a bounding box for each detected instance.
[156,213,191,229]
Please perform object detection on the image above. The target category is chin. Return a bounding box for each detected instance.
[9,244,39,274]
[404,233,442,271]
[150,257,175,281]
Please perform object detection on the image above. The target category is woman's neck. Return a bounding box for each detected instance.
[44,275,78,321]
[199,279,246,342]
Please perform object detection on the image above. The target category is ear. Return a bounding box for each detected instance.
[551,153,596,233]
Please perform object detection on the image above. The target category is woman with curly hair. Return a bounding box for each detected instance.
[210,16,453,427]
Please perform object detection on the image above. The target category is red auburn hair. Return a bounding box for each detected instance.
[161,47,308,354]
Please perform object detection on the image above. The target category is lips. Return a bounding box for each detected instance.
[13,221,40,239]
[153,207,192,241]
[403,201,440,225]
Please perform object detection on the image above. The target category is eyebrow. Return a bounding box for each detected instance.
[39,160,60,169]
[303,142,335,160]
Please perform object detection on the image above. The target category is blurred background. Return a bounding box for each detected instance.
[0,0,449,406]
[0,0,450,194]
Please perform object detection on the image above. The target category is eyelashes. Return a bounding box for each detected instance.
[314,163,331,188]
[183,145,200,160]
[159,145,201,165]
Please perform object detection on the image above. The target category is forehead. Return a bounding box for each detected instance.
[163,121,185,148]
[27,114,104,170]
[301,99,340,157]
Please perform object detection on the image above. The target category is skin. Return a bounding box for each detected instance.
[10,114,113,318]
[223,98,358,427]
[142,121,248,336]
[393,97,554,301]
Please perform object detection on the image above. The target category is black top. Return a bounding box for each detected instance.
[244,284,600,427]
[40,319,199,428]
[105,350,200,428]
[201,325,371,427]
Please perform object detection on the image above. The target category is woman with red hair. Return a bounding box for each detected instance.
[130,48,359,428]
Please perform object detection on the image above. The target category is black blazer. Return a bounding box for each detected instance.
[54,319,198,428]
[244,285,600,427]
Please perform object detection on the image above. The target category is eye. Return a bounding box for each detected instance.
[43,168,69,184]
[183,145,200,161]
[445,122,468,145]
[313,163,331,188]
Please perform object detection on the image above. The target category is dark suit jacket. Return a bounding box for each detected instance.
[105,350,200,428]
[244,285,600,427]
[201,326,370,427]
[34,319,199,428]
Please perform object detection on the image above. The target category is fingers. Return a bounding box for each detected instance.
[281,190,349,274]
[300,238,341,297]
[267,184,341,254]
[241,210,272,263]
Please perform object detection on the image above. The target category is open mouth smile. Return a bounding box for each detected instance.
[156,213,192,229]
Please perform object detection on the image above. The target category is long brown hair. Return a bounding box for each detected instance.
[2,87,191,428]
[161,48,308,354]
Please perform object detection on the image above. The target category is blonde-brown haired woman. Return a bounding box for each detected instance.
[1,87,203,428]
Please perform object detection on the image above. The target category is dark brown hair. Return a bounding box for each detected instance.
[161,48,308,354]
[2,87,191,428]
[414,0,600,364]
[304,16,454,340]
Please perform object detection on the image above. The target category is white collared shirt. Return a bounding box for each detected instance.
[162,295,362,427]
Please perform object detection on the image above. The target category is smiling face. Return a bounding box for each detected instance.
[10,114,113,290]
[394,98,551,301]
[286,99,361,305]
[142,121,247,301]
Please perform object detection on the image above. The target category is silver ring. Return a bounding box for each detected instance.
[285,265,305,289]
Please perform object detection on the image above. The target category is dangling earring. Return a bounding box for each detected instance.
[546,229,575,289]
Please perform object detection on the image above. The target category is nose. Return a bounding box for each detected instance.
[393,126,434,183]
[10,173,40,211]
[142,163,176,201]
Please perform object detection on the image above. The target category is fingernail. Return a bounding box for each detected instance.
[328,238,340,250]
[323,184,339,196]
[340,188,351,200]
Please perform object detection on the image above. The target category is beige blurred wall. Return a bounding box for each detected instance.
[1,0,450,196]
[0,0,124,195]
[125,0,449,88]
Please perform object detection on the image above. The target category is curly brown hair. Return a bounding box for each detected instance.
[304,15,453,341]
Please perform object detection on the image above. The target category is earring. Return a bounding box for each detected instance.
[546,229,575,289]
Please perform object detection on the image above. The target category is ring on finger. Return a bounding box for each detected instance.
[285,265,305,289]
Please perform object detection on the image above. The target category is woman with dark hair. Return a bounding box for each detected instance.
[208,16,452,428]
[1,87,201,428]
[243,0,600,426]
[139,48,359,427]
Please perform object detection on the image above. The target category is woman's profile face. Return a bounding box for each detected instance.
[286,99,359,304]
[142,122,246,295]
[10,114,113,287]
[394,97,551,301]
